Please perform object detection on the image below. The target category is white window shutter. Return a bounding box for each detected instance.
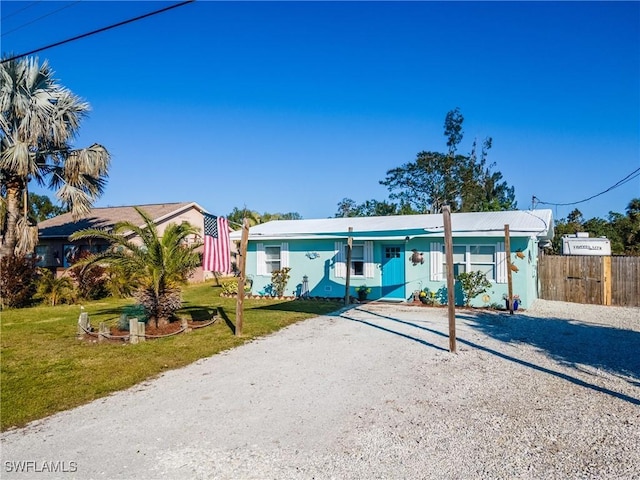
[496,242,507,284]
[335,241,346,278]
[281,242,289,268]
[257,243,266,276]
[430,242,443,281]
[364,241,374,278]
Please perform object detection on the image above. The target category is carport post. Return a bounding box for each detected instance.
[235,217,249,336]
[443,206,457,353]
[344,227,353,305]
[505,224,514,315]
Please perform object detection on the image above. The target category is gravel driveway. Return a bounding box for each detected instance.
[2,300,639,479]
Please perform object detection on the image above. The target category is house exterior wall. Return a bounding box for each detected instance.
[36,205,207,282]
[245,234,541,308]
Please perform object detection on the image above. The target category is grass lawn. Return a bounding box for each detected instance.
[0,281,343,431]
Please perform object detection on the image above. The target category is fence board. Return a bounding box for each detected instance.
[539,254,640,307]
[611,256,640,307]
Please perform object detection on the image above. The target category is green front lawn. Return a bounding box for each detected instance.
[0,281,342,431]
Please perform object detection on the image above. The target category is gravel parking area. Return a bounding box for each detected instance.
[2,300,639,479]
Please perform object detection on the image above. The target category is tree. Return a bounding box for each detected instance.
[0,57,110,258]
[70,208,202,327]
[29,193,67,222]
[227,207,302,228]
[0,253,38,308]
[334,197,414,217]
[550,199,640,255]
[380,109,516,214]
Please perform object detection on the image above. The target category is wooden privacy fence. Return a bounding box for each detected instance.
[538,254,640,307]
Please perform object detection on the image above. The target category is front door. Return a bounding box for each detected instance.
[381,245,405,299]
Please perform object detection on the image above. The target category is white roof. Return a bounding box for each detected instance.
[230,210,554,241]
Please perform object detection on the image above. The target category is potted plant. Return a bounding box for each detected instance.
[356,285,371,301]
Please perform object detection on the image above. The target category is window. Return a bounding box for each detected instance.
[265,245,281,274]
[257,243,289,275]
[334,241,374,278]
[348,244,364,276]
[442,245,466,278]
[470,245,496,281]
[442,244,496,281]
[35,245,49,266]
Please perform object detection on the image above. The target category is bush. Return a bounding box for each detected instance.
[68,251,108,300]
[457,271,492,307]
[36,269,76,306]
[120,303,149,322]
[121,304,148,325]
[271,267,291,297]
[221,280,252,295]
[0,254,39,308]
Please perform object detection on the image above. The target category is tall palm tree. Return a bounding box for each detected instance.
[70,208,203,327]
[0,56,110,257]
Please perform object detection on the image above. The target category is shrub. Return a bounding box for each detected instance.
[271,267,291,297]
[419,288,440,306]
[221,280,252,295]
[457,271,492,307]
[68,251,108,300]
[0,254,39,308]
[121,304,148,325]
[36,269,76,306]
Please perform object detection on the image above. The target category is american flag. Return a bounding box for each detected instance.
[203,213,231,273]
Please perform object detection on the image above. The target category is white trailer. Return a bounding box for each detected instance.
[562,233,611,256]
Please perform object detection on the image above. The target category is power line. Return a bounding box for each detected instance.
[2,1,82,37]
[1,0,196,64]
[534,166,640,208]
[1,1,44,21]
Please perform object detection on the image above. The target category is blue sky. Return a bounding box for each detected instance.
[2,1,639,222]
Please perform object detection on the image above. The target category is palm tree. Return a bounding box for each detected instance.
[0,56,110,258]
[70,208,202,327]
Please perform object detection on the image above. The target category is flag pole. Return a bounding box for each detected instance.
[235,217,249,336]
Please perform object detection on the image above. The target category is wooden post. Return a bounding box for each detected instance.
[443,206,456,353]
[77,312,89,338]
[602,255,612,306]
[344,227,353,305]
[235,217,249,337]
[98,322,109,343]
[129,318,138,344]
[138,321,145,342]
[505,224,514,314]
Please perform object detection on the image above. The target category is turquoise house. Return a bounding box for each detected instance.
[229,210,554,309]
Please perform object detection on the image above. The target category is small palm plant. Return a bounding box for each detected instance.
[70,207,202,327]
[36,270,76,306]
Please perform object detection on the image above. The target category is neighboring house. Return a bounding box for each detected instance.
[229,210,554,309]
[36,202,211,282]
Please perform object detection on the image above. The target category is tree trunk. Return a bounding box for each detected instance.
[156,316,170,328]
[0,180,24,258]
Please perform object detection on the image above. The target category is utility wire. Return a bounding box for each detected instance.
[2,1,82,37]
[534,166,640,208]
[1,0,196,64]
[1,1,43,21]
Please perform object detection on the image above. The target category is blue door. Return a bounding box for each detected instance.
[381,245,405,299]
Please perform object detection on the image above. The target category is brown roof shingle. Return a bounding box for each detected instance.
[38,202,201,238]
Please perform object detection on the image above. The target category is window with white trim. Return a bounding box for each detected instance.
[442,244,496,281]
[335,241,374,278]
[347,244,365,276]
[257,242,289,275]
[265,245,281,273]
